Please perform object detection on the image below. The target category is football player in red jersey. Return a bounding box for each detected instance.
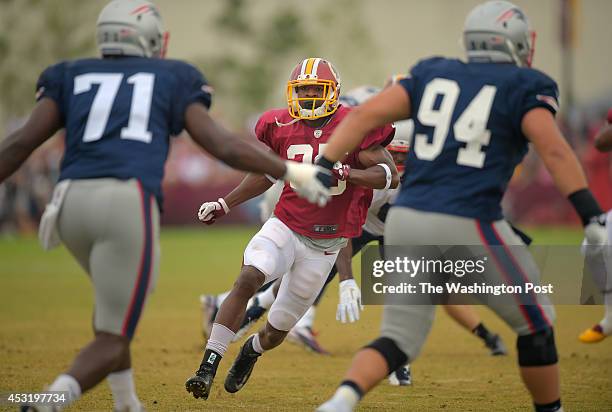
[579,107,612,343]
[185,57,397,401]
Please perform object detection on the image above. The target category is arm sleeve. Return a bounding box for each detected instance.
[514,71,559,130]
[254,115,273,150]
[172,63,213,135]
[35,62,66,120]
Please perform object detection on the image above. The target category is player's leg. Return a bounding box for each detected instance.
[579,210,612,342]
[318,208,436,411]
[47,179,159,411]
[289,232,378,354]
[224,243,338,392]
[186,217,295,400]
[233,278,281,341]
[478,220,561,410]
[443,305,507,355]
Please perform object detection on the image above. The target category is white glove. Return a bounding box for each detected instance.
[197,198,230,224]
[585,213,608,246]
[283,161,330,207]
[337,279,363,323]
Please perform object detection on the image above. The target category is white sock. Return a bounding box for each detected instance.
[47,374,81,409]
[205,323,235,356]
[216,291,230,307]
[326,385,360,411]
[251,333,265,354]
[257,284,277,309]
[600,293,612,334]
[295,306,316,329]
[107,369,141,411]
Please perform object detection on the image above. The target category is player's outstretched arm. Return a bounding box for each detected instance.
[185,103,330,206]
[349,146,399,189]
[318,85,411,165]
[224,173,274,209]
[0,98,62,183]
[594,124,612,152]
[523,108,590,196]
[185,103,287,178]
[523,108,605,238]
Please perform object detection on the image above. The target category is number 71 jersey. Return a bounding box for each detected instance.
[36,57,213,205]
[397,57,559,221]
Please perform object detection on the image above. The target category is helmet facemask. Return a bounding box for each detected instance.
[286,58,341,120]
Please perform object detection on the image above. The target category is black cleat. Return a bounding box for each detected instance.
[224,336,261,393]
[185,364,216,400]
[485,334,508,356]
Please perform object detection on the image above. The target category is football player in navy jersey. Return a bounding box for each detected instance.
[0,1,326,410]
[315,2,607,412]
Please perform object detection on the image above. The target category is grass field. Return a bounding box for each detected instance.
[1,226,611,411]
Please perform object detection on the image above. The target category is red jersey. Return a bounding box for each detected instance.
[255,105,394,239]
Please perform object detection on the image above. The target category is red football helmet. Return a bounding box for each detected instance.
[286,57,341,120]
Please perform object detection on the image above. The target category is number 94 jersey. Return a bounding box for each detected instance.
[255,105,394,239]
[397,57,559,221]
[36,57,213,206]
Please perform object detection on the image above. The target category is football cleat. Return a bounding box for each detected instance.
[185,364,216,400]
[199,294,218,339]
[232,299,267,342]
[484,334,508,356]
[224,336,261,393]
[388,364,412,386]
[287,326,330,355]
[579,324,607,343]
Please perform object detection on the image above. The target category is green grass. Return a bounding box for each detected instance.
[1,226,610,411]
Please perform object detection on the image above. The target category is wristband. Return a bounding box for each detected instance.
[316,156,335,171]
[377,163,392,190]
[218,198,230,214]
[567,189,602,226]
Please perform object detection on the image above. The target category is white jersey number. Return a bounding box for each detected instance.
[287,143,346,196]
[414,78,496,168]
[74,72,155,143]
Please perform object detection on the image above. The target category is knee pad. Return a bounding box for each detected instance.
[268,288,306,332]
[364,337,408,374]
[517,327,558,367]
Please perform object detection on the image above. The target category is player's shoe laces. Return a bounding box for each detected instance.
[579,324,607,343]
[199,294,218,339]
[224,335,261,393]
[185,364,216,400]
[232,299,266,342]
[287,326,330,355]
[388,364,412,386]
[485,334,507,356]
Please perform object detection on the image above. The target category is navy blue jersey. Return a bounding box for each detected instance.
[396,57,559,221]
[36,57,212,205]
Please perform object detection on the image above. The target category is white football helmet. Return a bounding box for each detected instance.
[463,1,535,67]
[97,0,168,58]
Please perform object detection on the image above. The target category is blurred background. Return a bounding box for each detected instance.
[0,0,610,234]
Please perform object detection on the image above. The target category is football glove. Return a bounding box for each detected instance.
[585,213,608,246]
[283,161,330,207]
[332,163,351,181]
[337,278,363,323]
[197,198,230,225]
